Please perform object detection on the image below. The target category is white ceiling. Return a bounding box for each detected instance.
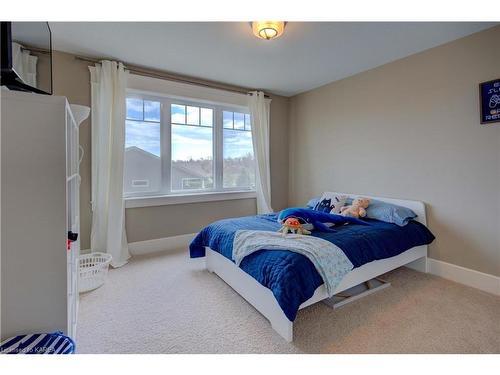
[50,22,497,97]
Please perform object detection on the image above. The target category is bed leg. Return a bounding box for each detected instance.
[406,256,428,273]
[270,316,293,342]
[205,252,215,273]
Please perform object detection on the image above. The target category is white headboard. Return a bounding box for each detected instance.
[330,192,427,226]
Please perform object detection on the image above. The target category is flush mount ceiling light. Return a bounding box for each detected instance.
[251,21,285,40]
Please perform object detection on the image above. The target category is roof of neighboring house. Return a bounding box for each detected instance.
[125,146,210,179]
[125,146,160,159]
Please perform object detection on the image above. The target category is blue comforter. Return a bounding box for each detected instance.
[189,213,435,321]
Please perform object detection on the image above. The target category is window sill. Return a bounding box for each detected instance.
[124,190,257,208]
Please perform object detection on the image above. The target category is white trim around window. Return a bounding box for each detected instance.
[125,190,256,208]
[123,84,256,206]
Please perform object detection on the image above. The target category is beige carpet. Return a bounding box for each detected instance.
[76,249,500,354]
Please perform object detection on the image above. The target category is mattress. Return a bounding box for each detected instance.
[190,213,435,321]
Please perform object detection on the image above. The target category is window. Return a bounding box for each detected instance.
[124,94,255,198]
[222,111,255,189]
[170,103,214,192]
[124,98,161,194]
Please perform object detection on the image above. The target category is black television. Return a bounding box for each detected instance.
[1,21,53,95]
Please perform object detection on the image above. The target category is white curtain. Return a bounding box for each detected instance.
[11,42,37,87]
[248,91,273,214]
[89,61,130,268]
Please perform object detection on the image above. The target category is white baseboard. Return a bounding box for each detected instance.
[427,258,500,296]
[128,233,197,256]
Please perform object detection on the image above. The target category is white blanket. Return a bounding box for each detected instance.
[233,230,353,296]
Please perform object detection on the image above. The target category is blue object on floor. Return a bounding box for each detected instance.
[0,331,75,354]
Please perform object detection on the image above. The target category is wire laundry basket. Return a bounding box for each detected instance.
[78,252,112,293]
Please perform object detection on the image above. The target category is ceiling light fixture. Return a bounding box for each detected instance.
[252,21,285,40]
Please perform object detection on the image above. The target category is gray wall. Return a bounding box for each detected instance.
[52,51,289,247]
[288,26,500,276]
[126,199,257,241]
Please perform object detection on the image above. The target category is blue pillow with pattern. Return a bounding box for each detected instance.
[313,193,348,214]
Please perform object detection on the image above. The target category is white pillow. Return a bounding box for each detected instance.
[314,192,348,214]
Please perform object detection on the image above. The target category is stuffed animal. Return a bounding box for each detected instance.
[278,217,311,235]
[340,197,371,219]
[278,207,370,233]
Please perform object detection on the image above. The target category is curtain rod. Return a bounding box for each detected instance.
[74,55,270,98]
[18,44,50,55]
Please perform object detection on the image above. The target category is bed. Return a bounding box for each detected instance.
[189,193,435,342]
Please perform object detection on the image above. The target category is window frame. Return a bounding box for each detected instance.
[123,90,256,204]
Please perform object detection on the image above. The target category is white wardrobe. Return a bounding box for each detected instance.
[1,90,82,340]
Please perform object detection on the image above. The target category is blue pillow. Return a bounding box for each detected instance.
[355,198,417,226]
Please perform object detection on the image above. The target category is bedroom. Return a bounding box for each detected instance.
[1,0,499,371]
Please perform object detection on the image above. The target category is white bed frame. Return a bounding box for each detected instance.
[203,193,429,342]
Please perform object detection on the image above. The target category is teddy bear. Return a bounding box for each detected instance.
[340,197,371,219]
